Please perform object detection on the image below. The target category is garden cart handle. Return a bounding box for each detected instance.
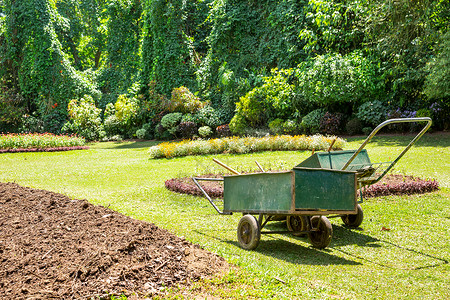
[341,117,432,182]
[192,177,232,215]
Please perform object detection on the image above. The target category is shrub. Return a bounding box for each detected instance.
[362,127,373,135]
[229,114,248,135]
[0,84,26,131]
[198,126,212,138]
[216,124,231,138]
[346,118,363,135]
[301,109,326,134]
[320,112,344,135]
[166,86,206,113]
[20,114,45,133]
[177,121,197,139]
[194,106,221,128]
[63,95,103,141]
[136,128,146,139]
[268,119,284,135]
[416,108,432,119]
[233,68,296,127]
[282,120,298,135]
[181,113,196,124]
[356,100,387,127]
[114,94,139,137]
[142,123,154,139]
[104,115,122,137]
[104,103,116,119]
[160,113,183,136]
[115,94,138,124]
[42,110,66,134]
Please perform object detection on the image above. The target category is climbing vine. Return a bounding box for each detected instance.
[0,0,449,133]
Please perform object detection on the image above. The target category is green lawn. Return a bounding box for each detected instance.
[0,133,449,299]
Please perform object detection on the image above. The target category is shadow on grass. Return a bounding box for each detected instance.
[194,229,361,266]
[331,225,449,270]
[96,140,160,150]
[195,221,449,269]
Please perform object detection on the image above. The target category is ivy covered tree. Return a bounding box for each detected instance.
[0,0,99,131]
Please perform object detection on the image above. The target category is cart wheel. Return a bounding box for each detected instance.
[308,216,333,249]
[286,215,308,237]
[237,215,261,250]
[341,204,364,228]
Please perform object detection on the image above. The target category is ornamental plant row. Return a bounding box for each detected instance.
[149,134,345,159]
[0,133,86,150]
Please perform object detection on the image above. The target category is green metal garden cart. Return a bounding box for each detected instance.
[193,117,432,249]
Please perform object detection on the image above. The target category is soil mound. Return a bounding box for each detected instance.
[0,183,227,299]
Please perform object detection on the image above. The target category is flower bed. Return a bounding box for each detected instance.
[149,134,345,159]
[0,133,86,151]
[361,174,439,197]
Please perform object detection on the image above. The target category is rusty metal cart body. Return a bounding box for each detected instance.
[193,118,432,250]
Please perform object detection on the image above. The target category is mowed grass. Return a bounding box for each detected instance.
[0,133,449,299]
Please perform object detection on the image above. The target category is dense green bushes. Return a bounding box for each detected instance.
[0,0,448,136]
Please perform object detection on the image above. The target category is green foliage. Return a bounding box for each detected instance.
[0,0,100,124]
[229,114,248,136]
[300,109,325,134]
[282,120,298,135]
[194,106,221,128]
[62,94,103,141]
[115,94,138,125]
[197,0,308,106]
[299,0,367,54]
[1,0,449,135]
[19,113,44,134]
[136,128,146,139]
[234,68,296,127]
[356,100,388,127]
[268,119,284,135]
[0,83,25,132]
[98,0,142,100]
[141,0,199,95]
[177,121,197,139]
[362,127,373,135]
[293,51,385,111]
[424,30,450,100]
[160,112,182,136]
[345,118,363,135]
[198,126,212,138]
[103,115,121,137]
[416,108,432,119]
[165,86,205,113]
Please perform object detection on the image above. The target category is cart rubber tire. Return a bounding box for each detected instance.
[341,204,364,228]
[308,216,333,249]
[237,215,261,250]
[286,215,308,237]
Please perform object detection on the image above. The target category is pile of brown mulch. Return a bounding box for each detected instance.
[0,183,227,299]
